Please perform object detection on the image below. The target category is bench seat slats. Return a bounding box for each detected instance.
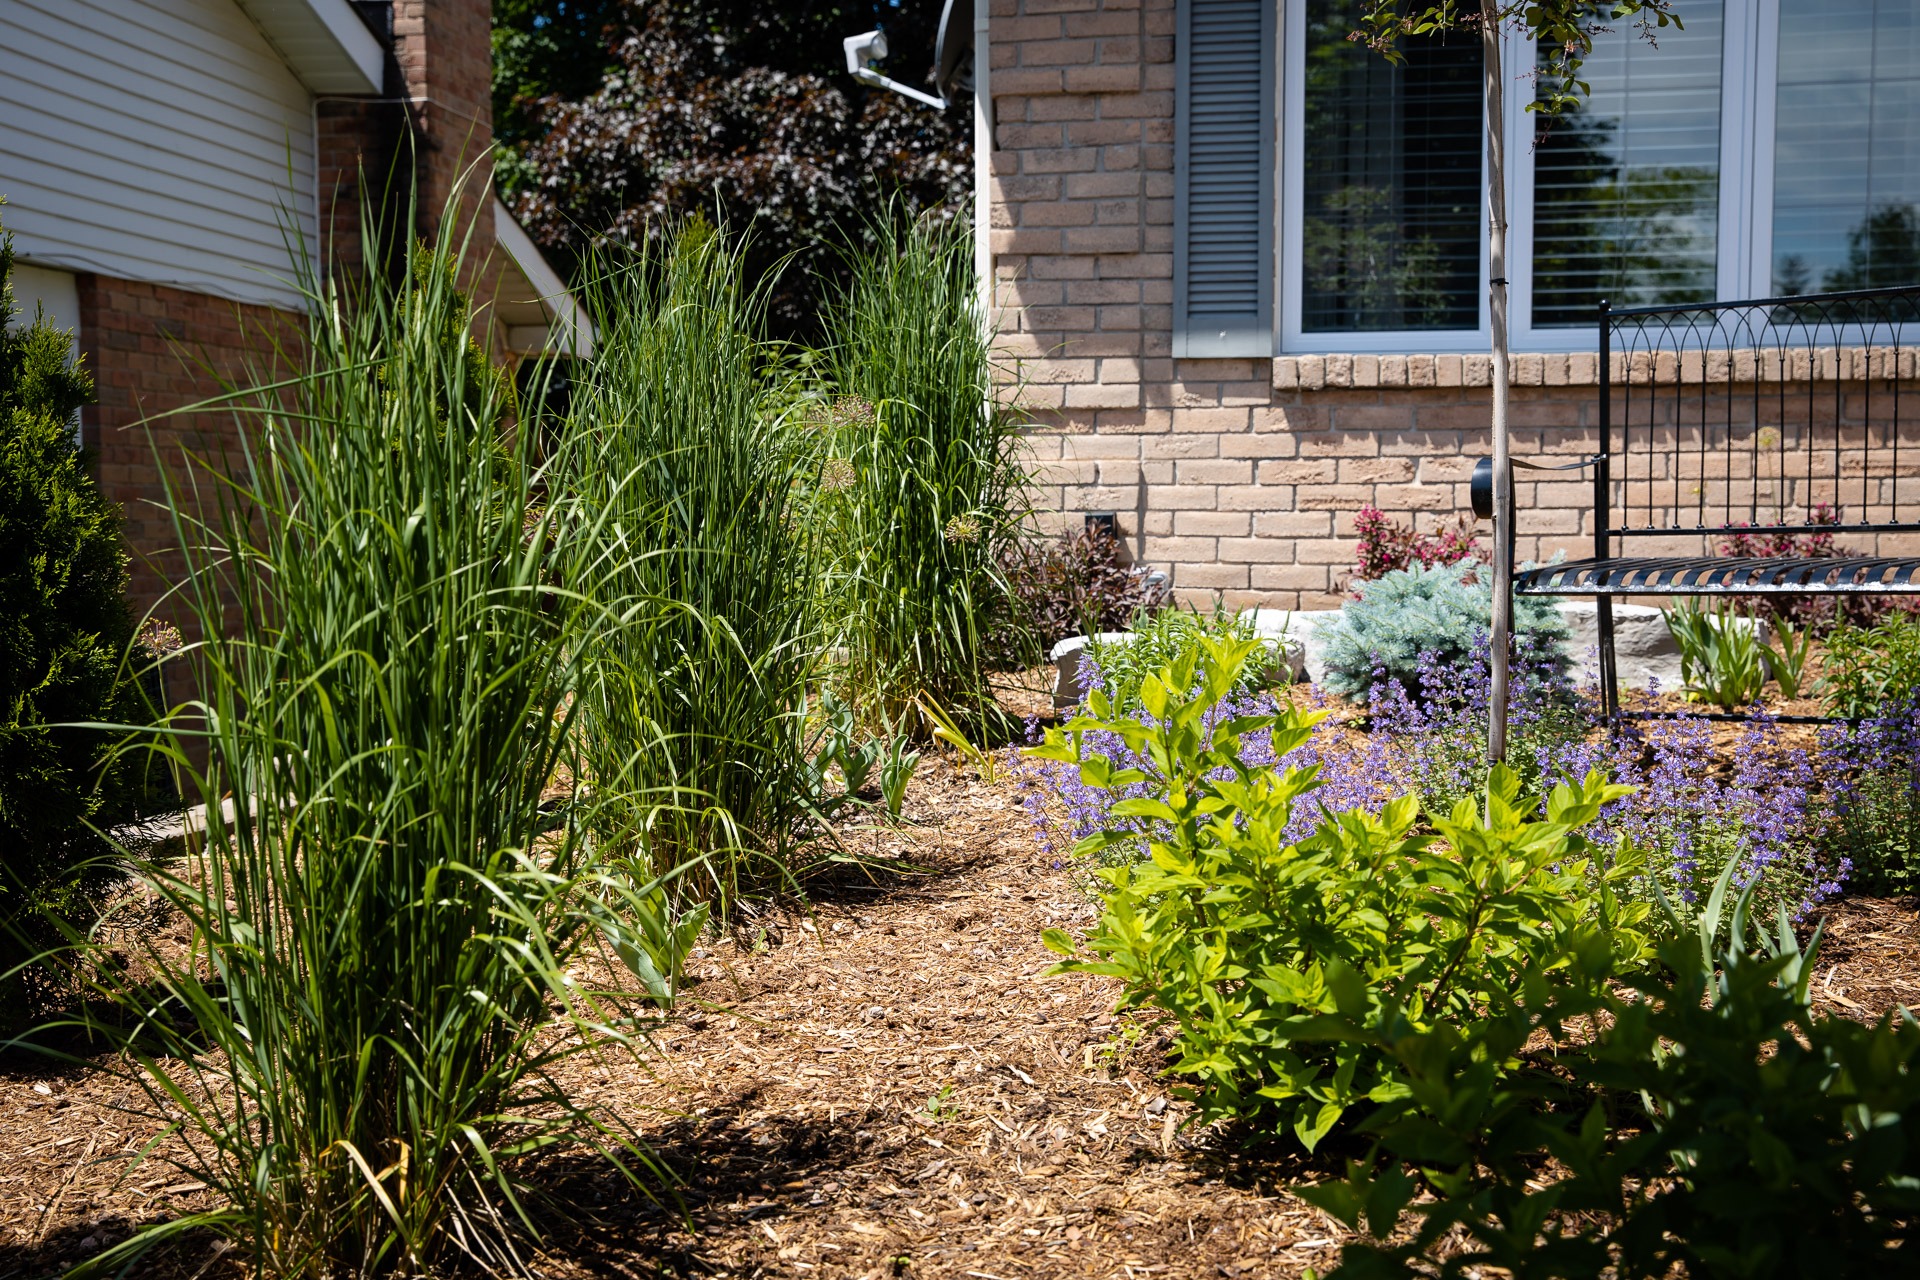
[1515,555,1920,595]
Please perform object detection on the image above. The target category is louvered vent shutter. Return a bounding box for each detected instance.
[1175,0,1275,358]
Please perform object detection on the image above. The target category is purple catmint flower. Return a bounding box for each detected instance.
[1019,641,1857,927]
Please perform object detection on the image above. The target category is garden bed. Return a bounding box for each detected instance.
[3,736,1917,1279]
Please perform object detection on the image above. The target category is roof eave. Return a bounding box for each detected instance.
[235,0,384,95]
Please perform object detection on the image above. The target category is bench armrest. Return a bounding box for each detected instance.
[1468,455,1599,520]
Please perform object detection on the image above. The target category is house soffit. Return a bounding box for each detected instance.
[233,0,383,95]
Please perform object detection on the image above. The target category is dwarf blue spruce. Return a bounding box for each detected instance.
[1315,561,1570,700]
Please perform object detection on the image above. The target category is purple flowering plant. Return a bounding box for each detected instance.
[1545,710,1836,932]
[1017,622,1851,936]
[1816,699,1920,894]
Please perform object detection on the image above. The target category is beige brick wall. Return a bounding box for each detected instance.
[989,0,1920,608]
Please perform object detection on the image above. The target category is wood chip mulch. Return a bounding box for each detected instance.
[521,756,1347,1278]
[3,742,1917,1279]
[1805,892,1920,1024]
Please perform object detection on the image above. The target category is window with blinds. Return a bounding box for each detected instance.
[1265,3,1920,352]
[1299,0,1481,333]
[1773,0,1920,295]
[1175,0,1274,357]
[1529,1,1723,327]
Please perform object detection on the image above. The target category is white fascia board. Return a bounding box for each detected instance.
[493,197,594,357]
[235,0,383,94]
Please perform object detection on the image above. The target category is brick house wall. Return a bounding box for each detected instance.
[987,0,1920,609]
[78,278,302,624]
[391,0,514,325]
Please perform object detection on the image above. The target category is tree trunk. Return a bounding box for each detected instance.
[1482,0,1513,763]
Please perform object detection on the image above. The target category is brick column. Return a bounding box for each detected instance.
[77,277,302,627]
[391,0,512,360]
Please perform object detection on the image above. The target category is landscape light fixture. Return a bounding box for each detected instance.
[842,0,973,110]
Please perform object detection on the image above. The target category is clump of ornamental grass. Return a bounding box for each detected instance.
[819,210,1027,732]
[563,221,818,911]
[31,220,685,1278]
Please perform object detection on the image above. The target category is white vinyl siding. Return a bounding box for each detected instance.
[0,0,319,312]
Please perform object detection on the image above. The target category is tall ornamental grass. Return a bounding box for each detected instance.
[49,230,665,1277]
[822,213,1026,727]
[565,223,817,909]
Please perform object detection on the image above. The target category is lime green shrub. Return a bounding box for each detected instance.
[1308,867,1920,1279]
[1032,637,1650,1150]
[1084,604,1290,714]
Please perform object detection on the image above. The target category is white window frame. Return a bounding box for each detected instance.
[1276,0,1793,355]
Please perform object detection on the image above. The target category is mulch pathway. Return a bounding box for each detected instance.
[521,756,1347,1279]
[3,739,1917,1278]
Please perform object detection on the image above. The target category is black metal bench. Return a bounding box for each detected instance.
[1472,284,1920,719]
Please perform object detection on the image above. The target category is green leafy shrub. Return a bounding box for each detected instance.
[1084,604,1290,715]
[1823,612,1920,718]
[1315,562,1570,701]
[0,215,138,1012]
[821,212,1028,728]
[1032,637,1649,1150]
[1306,867,1920,1279]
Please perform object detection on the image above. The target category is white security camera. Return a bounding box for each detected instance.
[843,28,889,73]
[841,28,948,110]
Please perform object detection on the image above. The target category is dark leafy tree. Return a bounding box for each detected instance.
[495,0,970,338]
[492,0,626,183]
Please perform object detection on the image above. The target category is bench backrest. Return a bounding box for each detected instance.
[1599,285,1920,549]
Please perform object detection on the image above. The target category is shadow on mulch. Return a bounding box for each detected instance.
[524,1093,878,1277]
[0,1221,231,1280]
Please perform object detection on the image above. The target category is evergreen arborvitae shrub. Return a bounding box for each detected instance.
[0,215,135,1001]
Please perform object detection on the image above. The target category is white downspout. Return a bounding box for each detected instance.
[973,0,992,321]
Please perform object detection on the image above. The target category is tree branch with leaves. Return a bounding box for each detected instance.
[1354,0,1680,761]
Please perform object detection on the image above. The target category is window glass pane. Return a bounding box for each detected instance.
[1529,3,1723,328]
[1774,0,1920,293]
[1300,0,1481,333]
